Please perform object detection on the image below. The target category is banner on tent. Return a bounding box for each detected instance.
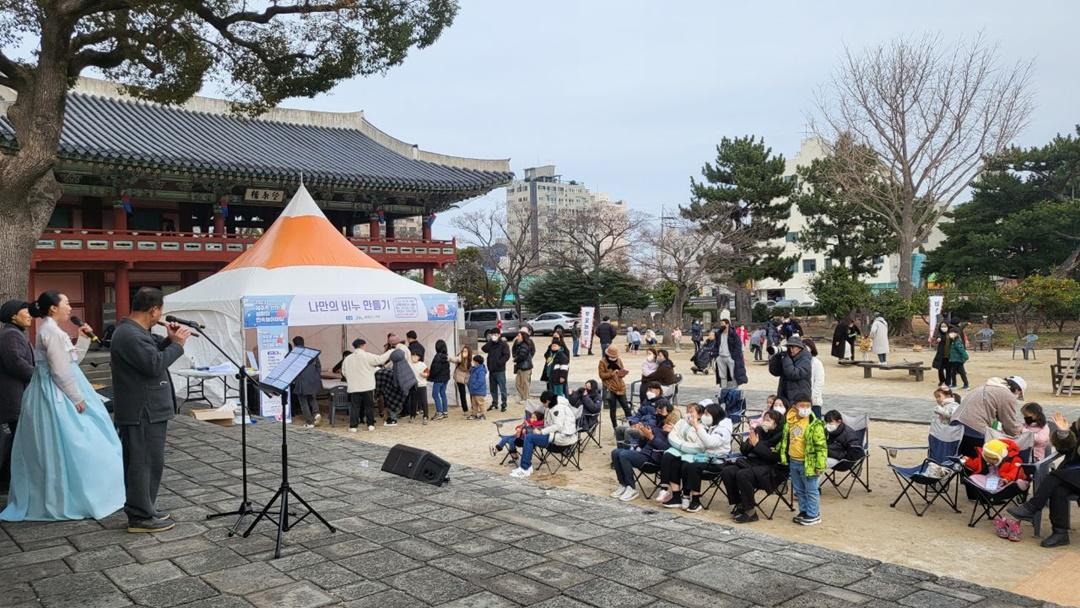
[580,306,595,351]
[256,325,291,420]
[243,293,458,328]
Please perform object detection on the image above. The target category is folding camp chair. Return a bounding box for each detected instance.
[632,459,662,499]
[578,408,602,451]
[962,428,1035,527]
[533,440,582,474]
[492,417,524,466]
[882,424,964,516]
[699,460,793,519]
[663,374,682,406]
[820,414,871,498]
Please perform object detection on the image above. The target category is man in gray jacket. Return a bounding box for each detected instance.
[110,287,190,533]
[769,336,813,406]
[0,299,34,493]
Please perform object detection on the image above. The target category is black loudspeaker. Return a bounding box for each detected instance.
[381,444,450,486]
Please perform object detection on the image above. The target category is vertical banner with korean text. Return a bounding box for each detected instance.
[580,306,595,351]
[243,295,293,419]
[928,295,944,343]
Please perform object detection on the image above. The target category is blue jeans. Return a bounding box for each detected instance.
[789,459,820,518]
[432,382,448,414]
[611,448,649,488]
[519,433,551,470]
[572,337,580,356]
[496,434,520,453]
[489,371,507,409]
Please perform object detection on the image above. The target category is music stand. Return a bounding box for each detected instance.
[242,346,336,557]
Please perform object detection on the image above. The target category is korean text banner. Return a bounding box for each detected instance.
[244,294,458,328]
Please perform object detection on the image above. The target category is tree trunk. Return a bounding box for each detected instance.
[0,177,59,302]
[672,286,688,330]
[1051,241,1080,278]
[894,218,916,334]
[732,285,752,326]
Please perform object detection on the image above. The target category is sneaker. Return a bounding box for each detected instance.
[127,517,176,533]
[367,425,375,431]
[422,417,428,426]
[655,489,673,504]
[681,496,691,509]
[1007,519,1023,542]
[384,421,398,427]
[662,495,684,509]
[792,512,808,524]
[304,424,315,429]
[684,498,703,513]
[994,515,1010,539]
[314,413,322,426]
[797,515,821,526]
[610,485,628,498]
[1006,501,1037,522]
[349,427,358,433]
[734,511,759,524]
[619,487,640,502]
[509,466,533,478]
[487,404,498,412]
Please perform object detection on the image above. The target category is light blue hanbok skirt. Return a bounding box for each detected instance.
[0,361,124,521]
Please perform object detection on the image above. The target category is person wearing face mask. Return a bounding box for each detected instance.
[823,410,863,469]
[481,330,511,412]
[710,317,747,390]
[640,349,676,403]
[598,346,631,431]
[769,336,812,407]
[540,339,570,397]
[721,409,787,523]
[946,326,970,389]
[656,402,706,509]
[1008,411,1080,548]
[931,322,952,385]
[609,399,672,503]
[779,398,827,526]
[674,400,733,513]
[952,376,1026,459]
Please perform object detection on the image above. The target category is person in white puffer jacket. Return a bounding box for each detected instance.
[657,399,732,512]
[511,392,578,478]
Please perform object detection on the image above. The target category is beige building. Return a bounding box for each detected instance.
[753,138,944,303]
[506,165,627,257]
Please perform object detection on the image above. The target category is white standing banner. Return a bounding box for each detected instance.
[580,306,595,351]
[256,326,290,419]
[928,295,944,343]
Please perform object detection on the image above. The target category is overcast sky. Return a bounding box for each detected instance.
[276,0,1080,240]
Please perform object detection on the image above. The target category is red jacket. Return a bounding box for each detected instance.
[964,438,1026,483]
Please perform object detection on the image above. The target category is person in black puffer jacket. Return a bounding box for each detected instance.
[823,410,864,470]
[481,331,511,412]
[769,336,812,407]
[718,409,787,523]
[428,340,452,420]
[568,379,602,429]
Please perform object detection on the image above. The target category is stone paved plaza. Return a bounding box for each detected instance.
[0,416,1064,608]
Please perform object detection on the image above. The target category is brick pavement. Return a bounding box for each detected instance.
[0,416,1064,608]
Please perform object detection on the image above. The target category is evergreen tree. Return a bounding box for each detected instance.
[681,136,795,324]
[924,127,1080,282]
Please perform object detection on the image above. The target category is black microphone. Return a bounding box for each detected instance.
[165,315,206,330]
[69,315,100,343]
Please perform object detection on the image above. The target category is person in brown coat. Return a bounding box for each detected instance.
[598,345,631,431]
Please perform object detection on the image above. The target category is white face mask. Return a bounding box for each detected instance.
[797,407,812,418]
[646,354,655,362]
[489,336,497,342]
[772,405,786,414]
[646,392,659,401]
[825,423,839,433]
[701,414,713,427]
[761,422,775,432]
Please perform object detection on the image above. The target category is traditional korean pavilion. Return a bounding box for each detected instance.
[0,78,512,331]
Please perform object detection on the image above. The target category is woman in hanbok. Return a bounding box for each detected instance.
[0,291,124,521]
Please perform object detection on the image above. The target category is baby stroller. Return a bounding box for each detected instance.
[690,344,714,375]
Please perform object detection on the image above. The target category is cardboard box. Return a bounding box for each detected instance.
[191,406,234,427]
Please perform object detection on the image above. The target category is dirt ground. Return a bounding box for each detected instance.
[304,339,1080,606]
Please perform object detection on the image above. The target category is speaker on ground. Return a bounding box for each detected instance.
[381,444,450,486]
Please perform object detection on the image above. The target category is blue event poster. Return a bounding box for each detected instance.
[421,294,458,321]
[243,295,293,328]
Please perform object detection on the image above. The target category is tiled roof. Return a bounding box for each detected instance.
[0,92,513,193]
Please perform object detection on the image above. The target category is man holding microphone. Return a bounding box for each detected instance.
[110,287,191,533]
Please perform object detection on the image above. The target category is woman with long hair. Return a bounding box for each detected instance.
[449,344,474,415]
[0,291,124,521]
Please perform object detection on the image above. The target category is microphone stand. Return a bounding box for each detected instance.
[195,324,257,536]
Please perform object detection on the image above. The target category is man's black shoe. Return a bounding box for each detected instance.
[127,517,176,534]
[1041,530,1070,548]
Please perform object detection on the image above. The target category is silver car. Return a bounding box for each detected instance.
[464,308,521,338]
[527,312,579,336]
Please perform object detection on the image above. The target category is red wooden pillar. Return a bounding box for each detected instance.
[113,207,127,231]
[213,211,225,235]
[422,220,432,242]
[369,218,380,240]
[423,266,435,287]
[115,263,130,320]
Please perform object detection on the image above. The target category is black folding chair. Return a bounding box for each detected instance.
[962,429,1035,528]
[534,440,582,474]
[700,462,793,519]
[578,410,602,451]
[632,460,663,499]
[820,414,871,498]
[492,417,524,466]
[882,425,964,516]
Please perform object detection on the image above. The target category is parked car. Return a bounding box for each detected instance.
[527,312,578,336]
[766,298,800,310]
[464,308,521,338]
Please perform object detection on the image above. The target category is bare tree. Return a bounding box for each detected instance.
[814,34,1033,314]
[635,218,723,326]
[541,206,647,309]
[452,203,539,318]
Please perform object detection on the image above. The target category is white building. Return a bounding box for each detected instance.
[753,138,944,303]
[505,165,627,257]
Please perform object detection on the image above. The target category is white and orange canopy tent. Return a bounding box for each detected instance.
[164,184,459,402]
